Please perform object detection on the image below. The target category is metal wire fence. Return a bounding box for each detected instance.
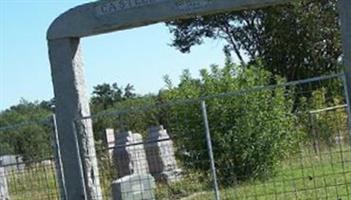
[0,116,63,200]
[80,100,213,199]
[75,73,351,200]
[209,75,351,200]
[1,73,350,200]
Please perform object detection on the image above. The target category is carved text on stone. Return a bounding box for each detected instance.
[96,0,167,16]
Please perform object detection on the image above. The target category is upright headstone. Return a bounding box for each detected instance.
[145,126,182,182]
[105,128,115,159]
[0,167,10,200]
[113,131,149,178]
[111,174,155,200]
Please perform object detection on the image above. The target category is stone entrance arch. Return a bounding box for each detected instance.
[47,0,350,199]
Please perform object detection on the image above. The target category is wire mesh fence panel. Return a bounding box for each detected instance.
[79,100,216,200]
[0,117,63,200]
[1,74,349,200]
[74,73,350,200]
[202,73,351,200]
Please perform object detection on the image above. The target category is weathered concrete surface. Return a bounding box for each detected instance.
[0,167,10,200]
[113,131,149,178]
[338,0,351,123]
[145,126,181,183]
[48,38,102,200]
[47,0,294,39]
[111,174,155,200]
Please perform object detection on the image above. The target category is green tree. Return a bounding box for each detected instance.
[167,0,341,81]
[0,99,52,161]
[91,83,123,110]
[91,82,137,112]
[124,84,136,99]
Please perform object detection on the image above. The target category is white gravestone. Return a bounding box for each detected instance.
[145,126,182,183]
[0,167,10,200]
[113,131,149,178]
[105,128,115,159]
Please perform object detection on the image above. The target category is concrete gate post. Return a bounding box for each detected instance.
[48,38,102,200]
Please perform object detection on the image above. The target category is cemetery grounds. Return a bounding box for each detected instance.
[1,73,350,200]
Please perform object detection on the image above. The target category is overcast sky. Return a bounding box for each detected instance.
[0,0,231,111]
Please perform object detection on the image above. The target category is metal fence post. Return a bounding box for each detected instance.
[308,113,320,155]
[201,100,221,200]
[52,114,68,200]
[338,0,351,131]
[342,74,351,139]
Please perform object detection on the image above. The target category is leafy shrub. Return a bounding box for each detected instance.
[297,87,349,148]
[158,62,300,184]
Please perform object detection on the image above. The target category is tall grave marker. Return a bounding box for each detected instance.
[145,126,182,182]
[105,128,115,159]
[113,131,149,177]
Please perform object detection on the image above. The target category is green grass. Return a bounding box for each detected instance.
[6,163,60,200]
[155,146,351,200]
[5,146,351,200]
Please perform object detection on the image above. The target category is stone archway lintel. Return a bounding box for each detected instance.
[47,0,294,40]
